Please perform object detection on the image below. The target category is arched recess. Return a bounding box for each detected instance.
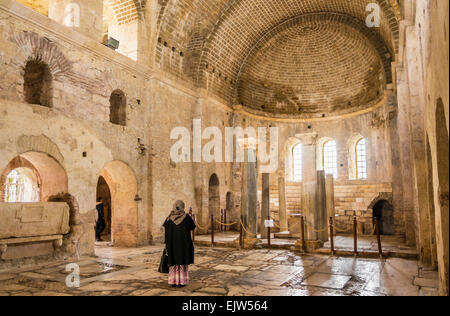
[0,152,68,202]
[109,89,127,126]
[208,174,220,230]
[99,161,138,247]
[368,192,394,235]
[284,137,302,182]
[23,59,53,107]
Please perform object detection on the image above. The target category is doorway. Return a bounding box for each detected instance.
[96,176,112,242]
[372,200,394,235]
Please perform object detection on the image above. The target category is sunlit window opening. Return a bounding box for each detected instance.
[356,138,368,179]
[4,169,40,203]
[323,140,338,178]
[293,144,303,182]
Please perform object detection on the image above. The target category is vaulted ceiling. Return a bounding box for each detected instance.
[154,0,401,116]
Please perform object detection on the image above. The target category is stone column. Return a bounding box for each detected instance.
[239,139,259,247]
[49,0,103,42]
[298,133,319,241]
[260,173,270,238]
[278,170,289,232]
[293,132,327,251]
[325,174,335,221]
[316,170,328,242]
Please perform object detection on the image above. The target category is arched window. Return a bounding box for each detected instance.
[356,138,368,179]
[109,90,127,126]
[292,144,302,181]
[4,168,40,203]
[24,60,53,107]
[323,140,338,178]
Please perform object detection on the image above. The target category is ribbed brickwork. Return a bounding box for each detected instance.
[155,0,400,116]
[237,13,388,115]
[106,0,145,25]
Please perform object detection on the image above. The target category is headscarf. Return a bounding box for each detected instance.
[166,200,187,225]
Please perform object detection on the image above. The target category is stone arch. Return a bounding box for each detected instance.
[208,173,220,229]
[99,161,138,247]
[0,152,68,202]
[109,89,127,126]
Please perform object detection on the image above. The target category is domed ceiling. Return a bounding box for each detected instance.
[237,15,386,116]
[154,0,401,117]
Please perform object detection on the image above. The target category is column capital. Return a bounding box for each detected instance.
[295,132,318,145]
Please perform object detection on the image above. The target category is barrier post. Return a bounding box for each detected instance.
[220,209,224,232]
[300,215,306,253]
[353,212,358,257]
[239,215,244,248]
[375,217,383,258]
[211,214,215,247]
[267,215,271,249]
[329,217,334,255]
[224,209,227,232]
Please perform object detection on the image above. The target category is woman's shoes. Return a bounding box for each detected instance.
[171,285,177,288]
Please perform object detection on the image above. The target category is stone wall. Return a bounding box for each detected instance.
[0,3,152,250]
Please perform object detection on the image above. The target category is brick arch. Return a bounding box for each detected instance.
[13,31,72,81]
[232,13,393,112]
[155,0,400,88]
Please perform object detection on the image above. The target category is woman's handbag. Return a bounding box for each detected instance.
[158,248,169,274]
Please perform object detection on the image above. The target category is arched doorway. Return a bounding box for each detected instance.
[96,176,112,242]
[208,174,220,230]
[372,200,394,235]
[98,161,138,247]
[0,152,68,202]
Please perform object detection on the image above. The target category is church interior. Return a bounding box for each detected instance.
[0,0,448,297]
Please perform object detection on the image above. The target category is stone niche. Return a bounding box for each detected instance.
[0,202,70,261]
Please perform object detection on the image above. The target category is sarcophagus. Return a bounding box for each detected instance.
[0,202,70,239]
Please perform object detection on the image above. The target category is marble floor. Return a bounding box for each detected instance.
[195,232,419,258]
[0,244,422,296]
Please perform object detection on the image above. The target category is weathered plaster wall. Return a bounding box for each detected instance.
[0,4,152,252]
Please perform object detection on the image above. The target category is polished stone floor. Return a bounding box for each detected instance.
[0,244,423,296]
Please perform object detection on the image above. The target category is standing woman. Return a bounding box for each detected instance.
[163,200,196,288]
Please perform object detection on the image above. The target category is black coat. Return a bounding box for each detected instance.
[163,215,196,266]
